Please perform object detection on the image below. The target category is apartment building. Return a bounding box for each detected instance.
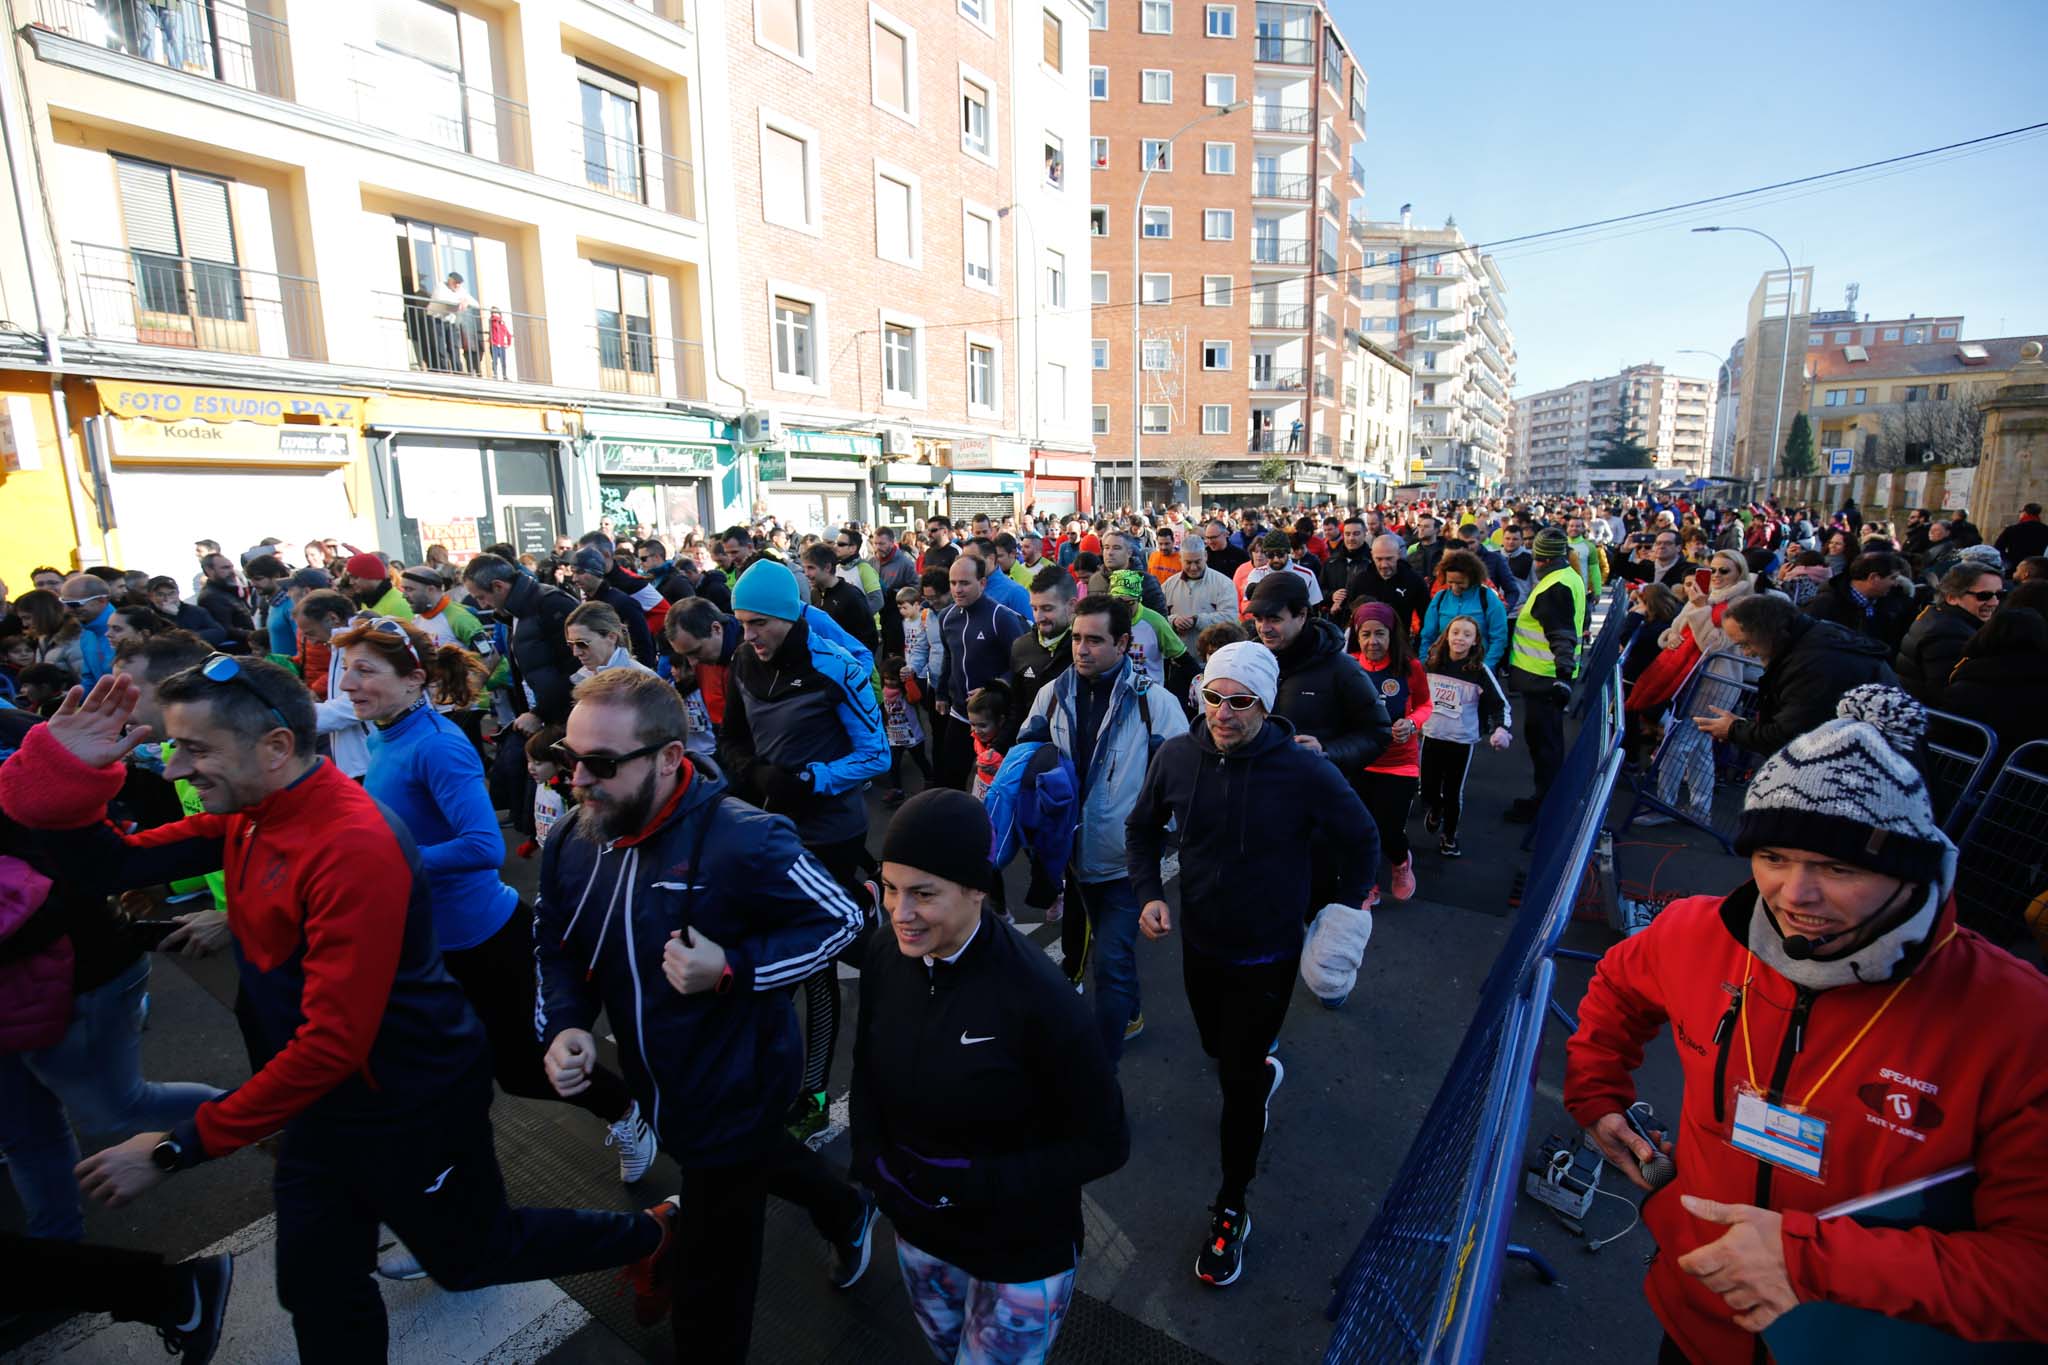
[1351,208,1514,497]
[1086,0,1372,509]
[1350,333,1408,501]
[720,0,1096,528]
[1510,362,1716,494]
[1802,318,2041,471]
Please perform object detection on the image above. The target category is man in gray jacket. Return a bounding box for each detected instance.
[1160,541,1241,653]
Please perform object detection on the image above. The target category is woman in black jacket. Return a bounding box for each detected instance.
[853,790,1127,1364]
[1894,564,2002,706]
[1943,606,2048,755]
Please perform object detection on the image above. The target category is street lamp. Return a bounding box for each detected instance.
[1677,347,1732,482]
[1693,225,1793,508]
[1132,99,1246,510]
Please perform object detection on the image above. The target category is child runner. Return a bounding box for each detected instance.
[1418,615,1511,858]
[1348,601,1430,902]
[879,653,931,805]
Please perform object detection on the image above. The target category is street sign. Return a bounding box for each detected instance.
[1825,448,1854,477]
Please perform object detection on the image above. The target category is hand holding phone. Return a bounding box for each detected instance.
[1694,569,1713,595]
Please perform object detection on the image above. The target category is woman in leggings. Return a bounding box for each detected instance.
[331,617,658,1271]
[854,790,1128,1364]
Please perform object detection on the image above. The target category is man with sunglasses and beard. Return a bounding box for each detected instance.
[537,668,879,1364]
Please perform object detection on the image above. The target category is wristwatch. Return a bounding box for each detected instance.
[715,962,734,995]
[150,1135,185,1173]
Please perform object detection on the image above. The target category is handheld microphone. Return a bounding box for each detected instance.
[1624,1102,1676,1190]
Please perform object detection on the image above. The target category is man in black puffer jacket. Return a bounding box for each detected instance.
[1246,573,1391,777]
[461,553,580,827]
[1694,594,1896,757]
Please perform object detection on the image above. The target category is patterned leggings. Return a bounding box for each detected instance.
[896,1238,1076,1365]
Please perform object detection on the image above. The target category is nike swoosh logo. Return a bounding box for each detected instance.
[424,1165,454,1194]
[959,1032,996,1046]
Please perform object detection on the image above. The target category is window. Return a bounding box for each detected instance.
[1141,339,1170,370]
[1205,4,1234,36]
[1360,250,1376,266]
[1202,339,1230,369]
[1090,271,1109,303]
[1141,404,1170,434]
[771,293,818,385]
[1142,69,1172,102]
[1090,136,1109,168]
[592,261,656,382]
[1881,328,1900,340]
[1044,134,1066,187]
[1091,339,1109,369]
[1833,330,1851,343]
[1807,332,1823,346]
[760,118,818,231]
[1201,404,1230,433]
[1853,388,1866,404]
[1904,326,1927,344]
[1823,390,1845,407]
[1937,325,1957,339]
[115,157,245,327]
[1901,385,1928,402]
[1042,363,1067,421]
[962,206,995,289]
[1041,9,1062,69]
[1044,248,1066,306]
[874,167,919,265]
[1089,65,1108,99]
[577,63,646,203]
[1935,382,1950,399]
[1204,141,1235,174]
[1205,73,1235,105]
[1141,139,1170,170]
[1089,206,1108,236]
[870,11,915,120]
[1092,404,1110,434]
[1142,206,1171,238]
[1349,71,1366,127]
[1203,208,1233,239]
[1089,0,1106,28]
[1202,274,1232,306]
[967,340,996,412]
[1140,0,1170,31]
[1322,32,1343,87]
[882,319,920,401]
[757,0,810,62]
[960,73,993,160]
[1141,272,1171,304]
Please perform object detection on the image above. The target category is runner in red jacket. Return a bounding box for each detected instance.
[1565,686,2048,1363]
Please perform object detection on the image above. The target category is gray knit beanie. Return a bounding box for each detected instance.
[1733,685,1950,885]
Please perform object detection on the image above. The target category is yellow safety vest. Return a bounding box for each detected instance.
[1510,567,1585,678]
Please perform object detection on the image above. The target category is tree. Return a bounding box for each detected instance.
[1593,377,1656,468]
[1780,411,1816,479]
[1256,456,1289,485]
[1164,454,1217,505]
[1872,390,1985,470]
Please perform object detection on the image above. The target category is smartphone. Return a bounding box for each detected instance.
[127,919,183,951]
[1694,569,1713,594]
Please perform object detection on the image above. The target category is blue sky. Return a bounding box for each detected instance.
[1338,0,2048,394]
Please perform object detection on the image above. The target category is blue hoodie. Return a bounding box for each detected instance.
[1418,583,1509,670]
[78,603,116,687]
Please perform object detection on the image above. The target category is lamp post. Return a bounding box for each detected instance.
[1132,100,1246,511]
[1693,225,1793,508]
[1677,347,1732,482]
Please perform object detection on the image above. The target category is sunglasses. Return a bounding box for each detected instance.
[1199,687,1261,712]
[551,741,667,779]
[199,653,292,733]
[1960,589,2006,603]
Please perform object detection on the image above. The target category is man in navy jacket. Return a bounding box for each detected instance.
[935,554,1027,789]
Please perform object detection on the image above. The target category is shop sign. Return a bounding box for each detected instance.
[109,417,357,465]
[417,516,483,564]
[101,382,361,425]
[953,439,1031,473]
[1940,465,1974,512]
[757,449,789,483]
[1033,455,1093,478]
[598,439,718,476]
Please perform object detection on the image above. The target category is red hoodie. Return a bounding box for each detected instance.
[1565,887,2048,1363]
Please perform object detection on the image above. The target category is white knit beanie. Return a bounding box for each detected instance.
[1202,640,1279,711]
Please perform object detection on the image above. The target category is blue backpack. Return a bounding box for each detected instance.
[983,741,1080,877]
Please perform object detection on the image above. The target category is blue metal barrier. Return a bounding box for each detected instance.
[1570,582,1631,721]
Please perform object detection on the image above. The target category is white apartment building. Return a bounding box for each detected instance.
[1511,362,1716,494]
[1350,333,1408,501]
[1351,208,1514,496]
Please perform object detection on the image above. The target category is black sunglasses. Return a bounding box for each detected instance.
[1960,589,2006,603]
[1198,687,1261,712]
[551,741,667,779]
[199,653,292,734]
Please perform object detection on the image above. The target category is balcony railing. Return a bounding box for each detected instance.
[1313,434,1333,456]
[31,0,293,99]
[1314,374,1335,398]
[621,0,688,26]
[1249,368,1306,392]
[592,325,706,400]
[371,291,550,384]
[1252,172,1310,200]
[1254,35,1313,64]
[1251,105,1312,134]
[1249,301,1307,328]
[345,45,531,169]
[75,241,323,360]
[1317,249,1338,275]
[570,121,698,219]
[1318,313,1338,341]
[1251,237,1309,266]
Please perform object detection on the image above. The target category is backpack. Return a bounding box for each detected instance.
[984,741,1080,877]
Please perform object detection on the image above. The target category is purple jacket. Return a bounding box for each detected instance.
[0,853,70,1052]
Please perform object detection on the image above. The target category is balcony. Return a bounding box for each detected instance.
[570,122,698,219]
[345,45,531,170]
[1254,35,1314,64]
[1313,434,1333,456]
[1316,249,1337,276]
[1251,237,1309,266]
[371,291,550,384]
[1319,125,1342,162]
[1251,105,1313,134]
[1252,171,1310,200]
[30,0,293,99]
[1313,373,1334,398]
[620,0,689,26]
[1409,295,1456,316]
[1249,368,1306,391]
[592,325,706,400]
[1249,301,1308,329]
[1413,328,1465,346]
[74,241,323,361]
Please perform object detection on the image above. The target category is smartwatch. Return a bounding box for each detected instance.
[715,962,734,995]
[151,1135,185,1173]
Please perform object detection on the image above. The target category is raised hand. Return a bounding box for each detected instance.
[45,674,152,768]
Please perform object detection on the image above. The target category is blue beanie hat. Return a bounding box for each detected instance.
[732,559,803,621]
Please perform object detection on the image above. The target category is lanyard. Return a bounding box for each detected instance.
[1739,927,1957,1109]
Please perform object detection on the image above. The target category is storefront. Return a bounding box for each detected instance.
[756,428,878,536]
[586,409,745,552]
[1027,452,1093,519]
[948,438,1029,524]
[89,380,375,580]
[1196,476,1278,513]
[362,394,578,566]
[875,459,946,533]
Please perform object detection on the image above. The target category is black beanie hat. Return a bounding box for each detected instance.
[879,789,996,892]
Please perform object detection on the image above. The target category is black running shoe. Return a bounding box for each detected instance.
[829,1186,879,1290]
[1423,806,1441,834]
[158,1253,233,1364]
[1439,835,1462,859]
[1195,1207,1251,1287]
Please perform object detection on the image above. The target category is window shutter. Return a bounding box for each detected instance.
[178,175,239,264]
[117,159,180,255]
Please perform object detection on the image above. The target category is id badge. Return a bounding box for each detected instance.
[1728,1086,1828,1182]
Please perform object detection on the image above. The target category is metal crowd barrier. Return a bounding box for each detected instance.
[1569,582,1631,721]
[1921,709,1998,838]
[1615,650,1764,853]
[1950,739,2048,948]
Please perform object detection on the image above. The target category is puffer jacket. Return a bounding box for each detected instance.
[1894,603,1980,707]
[1269,617,1393,775]
[1941,648,2048,757]
[1418,583,1510,669]
[719,616,887,846]
[0,853,68,1052]
[1015,656,1187,883]
[499,570,583,723]
[534,762,864,1166]
[1726,616,1897,757]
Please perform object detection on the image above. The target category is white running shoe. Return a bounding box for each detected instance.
[608,1101,659,1184]
[376,1240,427,1282]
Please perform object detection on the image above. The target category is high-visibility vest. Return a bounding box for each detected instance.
[1510,567,1585,678]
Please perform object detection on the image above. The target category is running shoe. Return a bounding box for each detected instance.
[1263,1054,1284,1132]
[1423,806,1441,834]
[829,1186,880,1291]
[1195,1207,1251,1287]
[1439,835,1462,859]
[158,1253,233,1363]
[785,1091,830,1145]
[1390,856,1416,902]
[1043,892,1064,924]
[376,1238,427,1282]
[1123,1012,1145,1043]
[624,1195,682,1326]
[608,1100,659,1184]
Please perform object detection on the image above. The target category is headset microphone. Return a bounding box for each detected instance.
[1779,933,1835,961]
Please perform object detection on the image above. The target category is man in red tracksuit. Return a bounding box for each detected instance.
[1566,685,2048,1364]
